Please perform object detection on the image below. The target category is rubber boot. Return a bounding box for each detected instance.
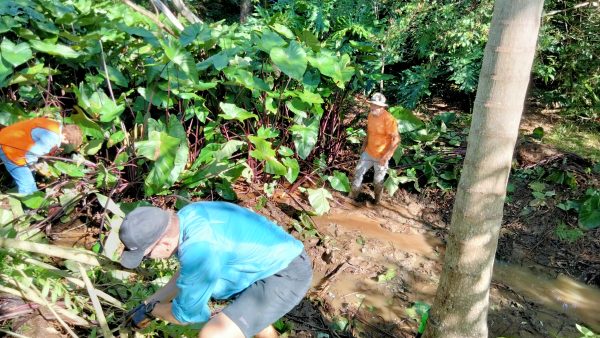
[348,187,359,200]
[373,183,384,204]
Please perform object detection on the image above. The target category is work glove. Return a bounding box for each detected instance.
[123,300,158,330]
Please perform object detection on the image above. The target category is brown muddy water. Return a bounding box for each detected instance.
[313,213,600,331]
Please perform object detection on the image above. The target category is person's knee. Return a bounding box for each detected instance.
[199,313,245,338]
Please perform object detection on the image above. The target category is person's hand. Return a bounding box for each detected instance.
[123,301,158,330]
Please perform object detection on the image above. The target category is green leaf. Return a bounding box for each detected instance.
[298,90,324,104]
[19,191,46,209]
[249,136,286,176]
[138,86,172,108]
[327,171,350,192]
[71,106,104,139]
[377,267,397,283]
[1,39,32,67]
[290,119,319,160]
[579,194,600,230]
[270,41,307,80]
[389,107,424,133]
[531,127,544,140]
[529,181,546,192]
[180,23,212,46]
[271,23,295,39]
[135,130,181,196]
[104,65,128,87]
[215,140,245,162]
[306,188,332,215]
[29,40,80,58]
[282,157,299,183]
[216,181,237,200]
[219,103,257,122]
[53,162,86,178]
[107,131,126,148]
[307,51,355,88]
[257,30,286,52]
[0,58,12,87]
[161,38,198,81]
[82,138,103,155]
[278,146,294,157]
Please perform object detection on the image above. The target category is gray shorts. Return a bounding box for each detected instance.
[223,250,313,337]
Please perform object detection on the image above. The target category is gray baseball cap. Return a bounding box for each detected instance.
[119,206,170,269]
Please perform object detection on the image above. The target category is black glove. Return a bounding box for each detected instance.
[123,300,159,329]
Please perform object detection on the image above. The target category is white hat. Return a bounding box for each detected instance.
[367,92,388,107]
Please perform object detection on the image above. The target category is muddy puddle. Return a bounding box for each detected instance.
[493,263,600,331]
[313,213,442,259]
[313,212,600,331]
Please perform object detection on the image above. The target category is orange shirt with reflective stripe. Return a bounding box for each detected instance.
[365,110,398,159]
[0,118,61,166]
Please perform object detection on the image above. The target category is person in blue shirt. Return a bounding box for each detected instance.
[119,201,313,338]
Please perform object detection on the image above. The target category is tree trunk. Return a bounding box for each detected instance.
[423,1,544,337]
[240,0,252,23]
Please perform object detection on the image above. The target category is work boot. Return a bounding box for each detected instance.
[373,183,384,204]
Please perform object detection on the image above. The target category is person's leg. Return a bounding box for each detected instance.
[373,161,389,204]
[221,251,313,338]
[254,325,278,338]
[350,152,374,199]
[199,312,245,338]
[0,149,37,194]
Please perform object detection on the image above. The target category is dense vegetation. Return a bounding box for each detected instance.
[0,0,598,336]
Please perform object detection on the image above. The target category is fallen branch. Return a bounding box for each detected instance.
[78,264,113,338]
[120,0,176,36]
[0,238,113,267]
[150,0,184,32]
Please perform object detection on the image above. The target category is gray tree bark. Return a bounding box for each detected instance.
[240,0,252,23]
[423,1,545,337]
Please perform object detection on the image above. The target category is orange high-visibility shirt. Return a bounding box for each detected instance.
[365,110,398,159]
[0,118,61,166]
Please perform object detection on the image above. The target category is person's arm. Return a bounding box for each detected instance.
[147,270,181,304]
[152,302,185,325]
[378,119,401,165]
[27,128,61,163]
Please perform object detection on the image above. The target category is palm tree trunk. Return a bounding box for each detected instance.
[423,1,545,337]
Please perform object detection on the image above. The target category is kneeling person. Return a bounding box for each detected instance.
[119,201,313,338]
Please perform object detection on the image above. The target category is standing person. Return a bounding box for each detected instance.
[0,117,83,194]
[349,93,400,204]
[119,201,313,338]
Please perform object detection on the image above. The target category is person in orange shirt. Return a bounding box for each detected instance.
[0,117,83,194]
[349,93,400,204]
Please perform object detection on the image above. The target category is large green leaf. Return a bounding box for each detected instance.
[0,39,32,67]
[180,23,213,46]
[257,30,286,52]
[161,38,198,82]
[290,119,319,160]
[215,140,245,162]
[29,40,80,58]
[306,188,332,215]
[307,51,354,88]
[389,106,425,133]
[0,57,12,87]
[224,67,271,92]
[579,194,600,230]
[71,106,104,139]
[282,157,299,183]
[327,171,350,192]
[135,131,181,196]
[270,41,307,80]
[249,136,286,176]
[219,103,257,122]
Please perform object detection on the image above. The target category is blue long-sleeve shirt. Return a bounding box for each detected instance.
[171,202,304,324]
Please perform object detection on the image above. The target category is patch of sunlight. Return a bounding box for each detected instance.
[546,123,600,162]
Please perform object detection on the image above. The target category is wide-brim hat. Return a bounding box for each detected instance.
[119,206,170,269]
[367,92,388,107]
